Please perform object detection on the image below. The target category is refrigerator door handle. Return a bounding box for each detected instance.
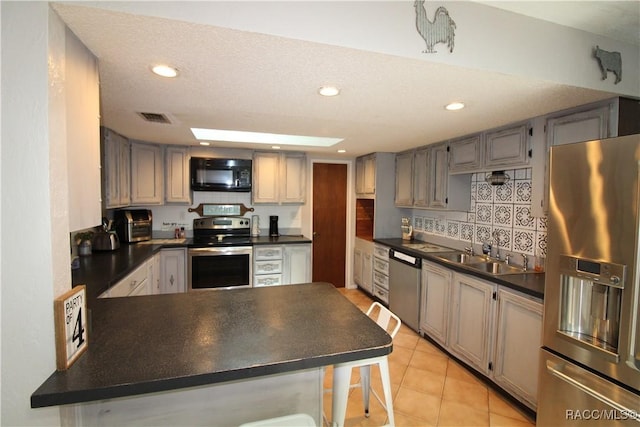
[546,359,636,415]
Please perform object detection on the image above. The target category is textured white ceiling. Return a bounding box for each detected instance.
[52,2,637,157]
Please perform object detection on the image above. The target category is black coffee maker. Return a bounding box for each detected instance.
[269,215,279,237]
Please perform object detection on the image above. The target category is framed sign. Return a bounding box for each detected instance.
[54,285,88,370]
[188,203,254,217]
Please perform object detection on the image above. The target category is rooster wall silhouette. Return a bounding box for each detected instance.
[414,0,456,53]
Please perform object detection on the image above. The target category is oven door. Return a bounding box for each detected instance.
[188,246,252,290]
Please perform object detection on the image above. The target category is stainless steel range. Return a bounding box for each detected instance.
[188,216,252,291]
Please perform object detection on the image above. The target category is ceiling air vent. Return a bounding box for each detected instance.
[137,112,171,124]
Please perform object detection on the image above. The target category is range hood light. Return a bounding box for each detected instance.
[485,170,510,186]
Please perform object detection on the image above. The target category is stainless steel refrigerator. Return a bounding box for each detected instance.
[537,134,640,426]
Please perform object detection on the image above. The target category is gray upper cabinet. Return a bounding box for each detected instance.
[449,123,530,174]
[394,151,415,207]
[428,143,449,208]
[546,105,609,147]
[130,142,163,205]
[412,147,430,207]
[164,146,191,204]
[395,143,470,211]
[252,151,306,204]
[102,127,130,209]
[539,103,612,212]
[448,135,482,173]
[484,124,529,168]
[355,154,376,196]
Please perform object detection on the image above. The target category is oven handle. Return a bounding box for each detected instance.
[188,246,253,255]
[546,359,637,415]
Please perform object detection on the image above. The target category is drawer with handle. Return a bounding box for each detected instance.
[373,285,389,304]
[373,258,389,275]
[254,246,283,260]
[253,274,283,287]
[373,270,389,289]
[255,260,283,275]
[373,245,389,260]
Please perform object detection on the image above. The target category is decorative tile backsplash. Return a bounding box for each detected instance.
[412,168,547,257]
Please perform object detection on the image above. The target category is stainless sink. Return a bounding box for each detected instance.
[466,261,531,276]
[433,252,488,265]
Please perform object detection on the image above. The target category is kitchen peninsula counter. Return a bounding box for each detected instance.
[375,238,545,299]
[31,282,391,422]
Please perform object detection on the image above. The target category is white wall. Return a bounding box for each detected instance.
[1,3,72,425]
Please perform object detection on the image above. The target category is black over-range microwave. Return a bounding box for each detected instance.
[190,157,252,192]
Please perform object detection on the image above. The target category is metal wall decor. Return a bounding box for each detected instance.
[414,0,456,53]
[594,45,622,84]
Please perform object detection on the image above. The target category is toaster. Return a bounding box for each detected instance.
[115,209,152,243]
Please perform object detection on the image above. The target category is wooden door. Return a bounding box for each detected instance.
[312,163,347,287]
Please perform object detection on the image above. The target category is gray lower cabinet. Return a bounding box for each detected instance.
[419,261,452,347]
[254,244,311,287]
[492,288,542,409]
[420,265,542,410]
[159,248,186,294]
[283,244,312,285]
[353,238,373,293]
[448,273,496,376]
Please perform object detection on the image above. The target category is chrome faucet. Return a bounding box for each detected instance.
[521,253,529,270]
[492,230,501,260]
[504,254,511,265]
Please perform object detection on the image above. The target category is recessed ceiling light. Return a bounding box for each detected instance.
[337,149,346,153]
[191,128,343,147]
[199,141,210,146]
[272,146,281,150]
[318,86,340,97]
[445,102,465,111]
[151,64,179,78]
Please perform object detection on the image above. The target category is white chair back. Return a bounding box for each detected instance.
[366,302,401,339]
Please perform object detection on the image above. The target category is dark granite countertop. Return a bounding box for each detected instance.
[72,236,312,304]
[31,282,391,408]
[374,238,545,300]
[72,243,163,302]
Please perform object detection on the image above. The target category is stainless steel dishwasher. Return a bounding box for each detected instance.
[388,249,422,332]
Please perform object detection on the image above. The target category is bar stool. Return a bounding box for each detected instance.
[328,302,401,427]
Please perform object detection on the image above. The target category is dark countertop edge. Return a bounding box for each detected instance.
[374,238,545,300]
[31,347,388,408]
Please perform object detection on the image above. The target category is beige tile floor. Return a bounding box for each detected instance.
[323,288,536,427]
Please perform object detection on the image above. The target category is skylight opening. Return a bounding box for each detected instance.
[190,128,343,147]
